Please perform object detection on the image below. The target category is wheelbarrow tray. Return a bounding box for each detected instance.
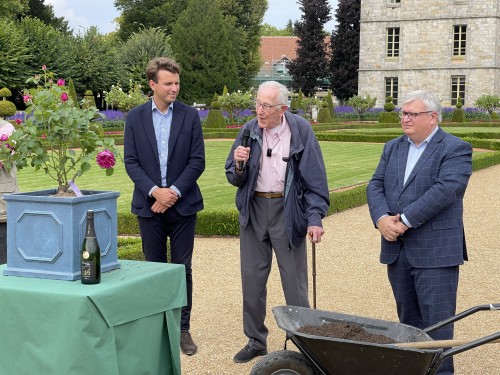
[273,305,441,375]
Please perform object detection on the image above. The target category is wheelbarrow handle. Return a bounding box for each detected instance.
[395,337,500,349]
[424,303,500,333]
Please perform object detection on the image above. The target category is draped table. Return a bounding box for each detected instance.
[0,260,186,375]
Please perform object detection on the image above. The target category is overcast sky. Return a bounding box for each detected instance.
[46,0,339,34]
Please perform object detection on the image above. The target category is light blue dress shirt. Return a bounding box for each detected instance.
[148,101,181,197]
[400,126,440,227]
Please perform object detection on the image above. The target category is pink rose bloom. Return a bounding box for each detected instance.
[40,134,47,139]
[60,92,69,102]
[0,134,8,142]
[15,119,22,125]
[23,94,32,103]
[42,65,47,71]
[57,79,65,86]
[96,150,116,169]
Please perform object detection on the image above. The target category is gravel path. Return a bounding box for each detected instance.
[182,164,500,374]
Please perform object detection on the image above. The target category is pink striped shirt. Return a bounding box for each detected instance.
[255,117,291,193]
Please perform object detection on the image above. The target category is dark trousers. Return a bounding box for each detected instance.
[0,222,6,265]
[388,247,459,375]
[138,209,197,332]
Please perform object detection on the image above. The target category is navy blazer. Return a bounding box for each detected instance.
[367,128,472,268]
[124,100,205,217]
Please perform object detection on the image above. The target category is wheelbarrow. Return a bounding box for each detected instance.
[250,304,500,375]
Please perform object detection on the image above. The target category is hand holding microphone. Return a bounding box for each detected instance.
[235,129,250,171]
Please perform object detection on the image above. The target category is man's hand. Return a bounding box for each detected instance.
[151,188,178,213]
[307,226,324,243]
[377,214,408,242]
[233,146,250,166]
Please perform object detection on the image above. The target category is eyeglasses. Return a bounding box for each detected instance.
[399,111,434,119]
[255,101,284,111]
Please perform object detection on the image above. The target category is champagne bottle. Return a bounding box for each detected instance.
[80,210,101,284]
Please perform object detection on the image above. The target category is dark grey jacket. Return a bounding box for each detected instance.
[225,112,330,248]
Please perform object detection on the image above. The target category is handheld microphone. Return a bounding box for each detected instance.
[238,129,250,170]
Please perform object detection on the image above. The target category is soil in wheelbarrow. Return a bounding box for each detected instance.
[297,321,397,344]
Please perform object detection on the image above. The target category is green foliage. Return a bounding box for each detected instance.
[290,95,299,114]
[287,0,332,96]
[260,23,294,36]
[118,27,175,88]
[72,27,122,95]
[0,101,17,118]
[18,0,70,34]
[219,0,267,89]
[378,111,399,124]
[298,88,304,109]
[302,96,322,120]
[326,89,335,117]
[117,237,145,260]
[455,96,463,109]
[329,0,361,101]
[0,67,119,194]
[452,108,465,123]
[0,18,30,88]
[474,94,500,117]
[205,108,226,128]
[0,88,12,97]
[317,101,333,123]
[196,210,240,236]
[0,0,28,20]
[115,0,189,42]
[67,79,78,108]
[347,93,377,121]
[383,96,395,112]
[328,184,368,215]
[218,89,254,123]
[82,90,97,109]
[471,151,500,171]
[104,82,148,112]
[170,0,241,104]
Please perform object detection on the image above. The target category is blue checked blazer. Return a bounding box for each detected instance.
[367,127,473,268]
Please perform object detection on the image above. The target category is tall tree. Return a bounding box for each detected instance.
[170,0,241,104]
[219,0,268,89]
[118,27,175,88]
[72,27,122,96]
[287,0,332,96]
[18,17,76,81]
[114,0,189,41]
[18,0,71,34]
[0,0,28,20]
[329,0,360,102]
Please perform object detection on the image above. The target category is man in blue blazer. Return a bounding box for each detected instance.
[367,90,472,375]
[124,57,205,356]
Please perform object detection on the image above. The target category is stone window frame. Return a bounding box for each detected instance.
[386,27,400,58]
[452,24,467,57]
[385,77,399,105]
[450,75,466,106]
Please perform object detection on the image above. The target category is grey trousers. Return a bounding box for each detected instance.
[240,196,309,350]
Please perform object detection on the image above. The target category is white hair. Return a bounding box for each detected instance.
[402,90,443,122]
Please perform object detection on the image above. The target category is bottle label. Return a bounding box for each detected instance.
[81,260,97,281]
[82,251,90,260]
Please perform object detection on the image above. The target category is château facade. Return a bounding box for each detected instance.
[358,0,500,107]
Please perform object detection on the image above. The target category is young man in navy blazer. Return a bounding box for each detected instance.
[367,90,472,375]
[124,57,205,356]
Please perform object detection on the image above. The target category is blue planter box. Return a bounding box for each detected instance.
[3,189,120,280]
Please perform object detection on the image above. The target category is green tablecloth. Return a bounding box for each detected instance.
[0,260,186,375]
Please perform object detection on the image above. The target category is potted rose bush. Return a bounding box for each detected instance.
[0,66,121,280]
[0,65,119,195]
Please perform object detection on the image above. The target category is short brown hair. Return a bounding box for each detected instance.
[146,57,181,82]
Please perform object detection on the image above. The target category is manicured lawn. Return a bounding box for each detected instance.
[16,141,384,213]
[334,127,499,134]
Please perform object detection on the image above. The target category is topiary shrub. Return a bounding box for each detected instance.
[290,95,299,114]
[378,111,400,123]
[205,100,226,128]
[317,101,332,123]
[383,96,395,112]
[452,97,465,123]
[0,87,17,119]
[68,79,79,108]
[0,101,16,119]
[82,89,96,109]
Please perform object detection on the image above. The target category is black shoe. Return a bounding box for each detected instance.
[233,345,267,363]
[180,331,197,355]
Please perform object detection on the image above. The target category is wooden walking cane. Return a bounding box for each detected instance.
[312,242,317,309]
